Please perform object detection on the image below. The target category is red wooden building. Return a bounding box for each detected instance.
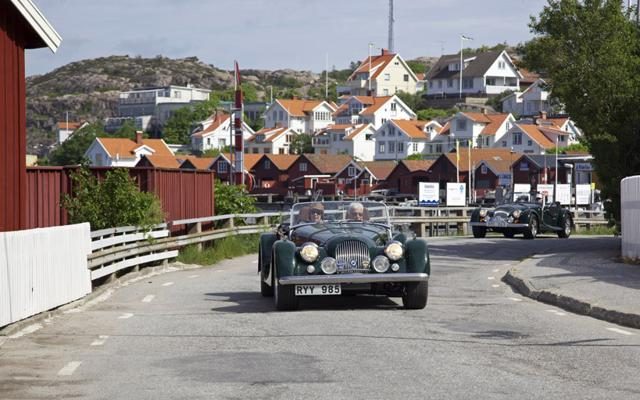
[385,160,435,195]
[1,0,61,231]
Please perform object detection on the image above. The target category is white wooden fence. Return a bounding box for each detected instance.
[621,176,640,260]
[0,223,92,327]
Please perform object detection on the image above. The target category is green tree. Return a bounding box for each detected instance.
[485,90,515,113]
[111,119,138,139]
[406,60,426,75]
[522,0,640,226]
[416,108,454,121]
[63,167,164,230]
[545,142,590,155]
[290,134,313,154]
[214,180,256,215]
[46,122,103,166]
[163,97,219,144]
[406,153,424,160]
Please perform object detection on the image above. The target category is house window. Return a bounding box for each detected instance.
[485,137,490,146]
[498,61,506,69]
[462,78,473,89]
[265,160,271,170]
[391,103,397,111]
[413,142,418,152]
[435,144,442,153]
[502,140,507,147]
[348,166,357,177]
[279,148,285,154]
[398,142,404,152]
[300,162,308,172]
[559,135,566,142]
[384,73,391,81]
[383,89,389,95]
[388,127,395,137]
[218,138,226,148]
[206,138,211,146]
[252,148,259,154]
[379,143,386,153]
[448,79,453,88]
[264,148,271,154]
[457,119,467,131]
[486,78,496,86]
[513,132,522,145]
[527,140,533,146]
[388,141,395,152]
[404,74,409,82]
[481,165,488,174]
[438,80,443,88]
[218,162,228,174]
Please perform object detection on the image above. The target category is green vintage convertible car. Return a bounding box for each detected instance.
[258,201,430,311]
[470,195,573,239]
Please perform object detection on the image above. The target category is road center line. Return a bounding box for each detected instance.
[162,282,174,287]
[546,309,566,316]
[188,275,199,278]
[607,327,634,336]
[90,335,109,346]
[118,313,134,319]
[508,297,523,302]
[252,260,259,264]
[492,269,499,273]
[58,361,82,376]
[142,295,155,303]
[492,284,500,288]
[488,277,495,280]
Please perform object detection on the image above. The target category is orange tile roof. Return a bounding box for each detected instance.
[303,154,353,174]
[192,111,230,138]
[277,99,326,117]
[443,148,522,172]
[479,114,511,136]
[547,118,568,129]
[217,152,263,170]
[140,155,182,169]
[344,124,370,141]
[361,96,393,116]
[392,119,429,139]
[517,124,555,149]
[349,53,397,81]
[479,157,512,175]
[402,159,434,173]
[57,121,84,130]
[265,128,289,143]
[98,137,173,159]
[181,156,215,170]
[461,112,492,123]
[438,121,451,136]
[327,124,355,131]
[264,154,299,170]
[362,161,397,180]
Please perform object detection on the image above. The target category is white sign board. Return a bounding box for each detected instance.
[418,182,440,206]
[446,183,466,206]
[537,184,555,202]
[576,184,592,205]
[498,173,511,186]
[513,183,531,201]
[556,184,571,205]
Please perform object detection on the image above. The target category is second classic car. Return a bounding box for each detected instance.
[258,201,430,311]
[469,194,573,239]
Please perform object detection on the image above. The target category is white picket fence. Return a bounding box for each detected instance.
[621,176,640,260]
[0,223,92,327]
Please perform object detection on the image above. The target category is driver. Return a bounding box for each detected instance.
[346,202,366,221]
[301,203,324,223]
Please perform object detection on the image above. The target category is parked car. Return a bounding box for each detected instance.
[469,195,573,239]
[258,201,430,310]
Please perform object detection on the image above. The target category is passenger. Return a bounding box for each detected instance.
[346,202,367,221]
[299,202,324,223]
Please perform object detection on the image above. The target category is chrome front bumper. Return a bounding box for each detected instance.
[469,222,528,229]
[279,272,429,286]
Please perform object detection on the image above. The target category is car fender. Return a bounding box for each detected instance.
[273,240,297,279]
[404,239,430,275]
[258,233,278,273]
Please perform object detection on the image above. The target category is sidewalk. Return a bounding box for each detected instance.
[503,237,640,329]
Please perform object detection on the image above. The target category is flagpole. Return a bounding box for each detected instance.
[555,135,558,202]
[456,139,460,183]
[468,140,472,205]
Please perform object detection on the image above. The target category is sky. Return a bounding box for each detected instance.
[26,0,550,77]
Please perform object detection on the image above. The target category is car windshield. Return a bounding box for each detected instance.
[290,201,389,226]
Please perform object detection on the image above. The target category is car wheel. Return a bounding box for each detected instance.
[524,215,538,239]
[558,218,572,239]
[503,230,515,238]
[259,248,274,297]
[402,281,428,309]
[472,226,486,238]
[274,271,298,311]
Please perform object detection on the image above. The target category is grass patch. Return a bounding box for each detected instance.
[177,234,260,266]
[575,225,617,235]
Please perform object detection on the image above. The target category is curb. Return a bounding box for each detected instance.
[503,269,640,330]
[0,261,202,339]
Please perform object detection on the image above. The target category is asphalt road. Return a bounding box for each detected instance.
[1,236,639,400]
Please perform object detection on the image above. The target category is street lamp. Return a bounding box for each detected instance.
[368,42,374,95]
[459,35,473,99]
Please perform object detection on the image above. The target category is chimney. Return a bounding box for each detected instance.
[135,130,143,145]
[482,108,488,115]
[540,111,547,120]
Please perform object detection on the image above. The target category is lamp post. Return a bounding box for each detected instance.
[459,35,473,99]
[368,42,374,95]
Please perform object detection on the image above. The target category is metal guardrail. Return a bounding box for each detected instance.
[88,207,609,282]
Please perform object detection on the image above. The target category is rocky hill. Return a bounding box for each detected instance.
[26,55,338,155]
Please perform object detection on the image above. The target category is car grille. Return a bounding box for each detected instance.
[494,210,509,219]
[335,240,370,274]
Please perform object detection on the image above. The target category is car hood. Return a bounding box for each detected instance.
[290,223,389,247]
[493,203,539,214]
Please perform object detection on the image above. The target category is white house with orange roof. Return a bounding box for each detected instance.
[495,122,572,154]
[57,120,89,144]
[190,111,254,152]
[263,99,336,134]
[84,132,174,167]
[501,78,565,117]
[372,119,443,160]
[312,123,377,161]
[340,49,419,96]
[334,95,415,129]
[448,111,515,149]
[245,127,299,155]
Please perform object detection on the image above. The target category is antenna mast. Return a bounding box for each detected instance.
[388,0,394,52]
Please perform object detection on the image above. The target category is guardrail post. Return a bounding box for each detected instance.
[188,222,203,251]
[420,208,427,238]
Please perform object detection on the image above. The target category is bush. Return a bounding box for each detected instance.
[63,167,164,230]
[177,234,260,265]
[214,180,257,215]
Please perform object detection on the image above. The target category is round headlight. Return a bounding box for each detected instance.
[320,257,337,274]
[479,209,488,218]
[384,242,404,261]
[299,243,319,263]
[512,210,522,219]
[372,256,390,273]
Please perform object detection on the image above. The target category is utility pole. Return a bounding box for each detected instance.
[388,0,395,53]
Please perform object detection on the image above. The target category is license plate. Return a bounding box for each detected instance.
[488,218,507,228]
[295,284,341,296]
